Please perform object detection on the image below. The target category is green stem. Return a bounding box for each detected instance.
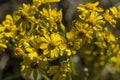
[69,73,72,80]
[42,74,50,80]
[69,57,77,76]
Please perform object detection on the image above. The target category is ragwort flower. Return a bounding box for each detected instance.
[40,7,62,23]
[33,0,60,7]
[0,15,16,50]
[0,33,7,51]
[85,11,105,30]
[48,61,71,80]
[13,4,36,35]
[95,27,117,55]
[0,15,17,38]
[103,9,116,27]
[39,33,65,59]
[40,6,64,32]
[21,52,48,80]
[65,30,82,56]
[29,36,48,61]
[77,1,103,13]
[110,6,120,18]
[73,20,93,42]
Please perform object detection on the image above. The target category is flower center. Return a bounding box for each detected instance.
[15,48,22,56]
[37,48,43,55]
[78,30,86,38]
[4,27,12,32]
[30,62,38,69]
[49,42,56,49]
[68,41,73,48]
[21,12,28,19]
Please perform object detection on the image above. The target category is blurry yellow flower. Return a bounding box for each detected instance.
[0,15,17,38]
[0,43,7,51]
[77,1,103,13]
[14,47,24,56]
[33,0,60,7]
[48,61,71,80]
[39,33,65,59]
[109,50,120,72]
[73,21,93,42]
[40,6,64,32]
[95,27,117,54]
[21,52,48,80]
[103,27,116,42]
[103,9,116,27]
[110,6,120,18]
[86,11,105,30]
[29,36,48,61]
[40,7,62,23]
[65,30,82,56]
[0,28,7,51]
[14,4,36,35]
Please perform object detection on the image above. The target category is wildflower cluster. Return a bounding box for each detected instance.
[1,0,120,80]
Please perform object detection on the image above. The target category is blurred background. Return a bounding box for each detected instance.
[0,0,120,80]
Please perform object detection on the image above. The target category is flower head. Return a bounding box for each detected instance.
[39,33,65,59]
[77,1,103,13]
[86,11,105,30]
[21,52,48,80]
[0,15,17,38]
[48,61,71,80]
[110,6,120,18]
[33,0,60,7]
[103,9,116,27]
[65,30,82,56]
[13,4,36,35]
[73,20,93,42]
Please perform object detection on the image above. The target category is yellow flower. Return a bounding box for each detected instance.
[65,30,82,56]
[48,61,71,80]
[14,47,24,56]
[40,6,64,32]
[0,15,17,38]
[86,11,105,30]
[95,27,117,54]
[0,28,7,51]
[39,33,65,59]
[77,1,103,13]
[21,52,48,80]
[13,4,36,35]
[0,43,7,51]
[109,50,120,72]
[33,0,60,7]
[73,20,93,42]
[110,6,120,18]
[0,15,16,51]
[103,9,116,27]
[40,7,62,23]
[29,36,48,61]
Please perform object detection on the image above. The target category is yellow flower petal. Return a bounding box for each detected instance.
[40,43,49,49]
[43,49,49,55]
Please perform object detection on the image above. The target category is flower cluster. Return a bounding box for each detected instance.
[1,0,120,80]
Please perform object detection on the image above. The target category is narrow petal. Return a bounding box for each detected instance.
[43,49,49,55]
[40,43,49,49]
